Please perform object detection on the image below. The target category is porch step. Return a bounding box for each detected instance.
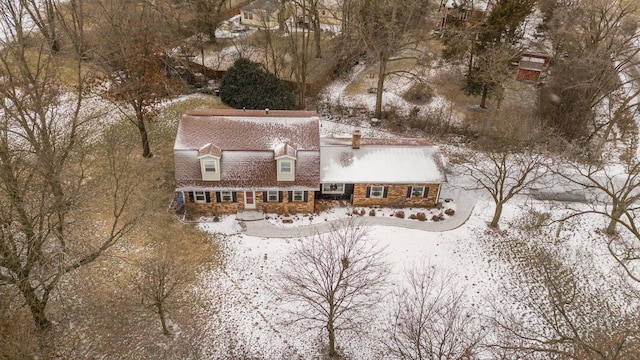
[236,209,264,221]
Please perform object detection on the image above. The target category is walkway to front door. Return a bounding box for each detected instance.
[244,191,256,209]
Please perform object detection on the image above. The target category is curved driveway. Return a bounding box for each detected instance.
[239,195,475,238]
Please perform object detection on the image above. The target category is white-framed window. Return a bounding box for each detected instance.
[280,161,292,173]
[220,190,233,202]
[411,186,425,197]
[322,183,344,194]
[200,157,220,181]
[267,191,279,202]
[203,160,216,173]
[370,186,384,198]
[292,190,304,201]
[195,191,207,203]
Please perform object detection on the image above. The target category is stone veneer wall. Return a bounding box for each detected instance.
[352,184,440,208]
[185,190,314,215]
[259,191,315,214]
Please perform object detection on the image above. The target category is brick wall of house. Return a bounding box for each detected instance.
[516,68,541,82]
[352,184,441,208]
[259,191,315,214]
[184,190,314,215]
[185,193,240,215]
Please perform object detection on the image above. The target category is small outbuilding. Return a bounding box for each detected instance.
[516,52,550,82]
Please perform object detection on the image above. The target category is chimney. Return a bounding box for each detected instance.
[352,129,361,149]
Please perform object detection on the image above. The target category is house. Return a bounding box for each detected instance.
[293,0,343,29]
[438,0,487,33]
[318,131,446,208]
[241,0,282,29]
[173,109,447,216]
[173,109,320,216]
[516,52,550,82]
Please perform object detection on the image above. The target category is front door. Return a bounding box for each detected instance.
[244,191,256,209]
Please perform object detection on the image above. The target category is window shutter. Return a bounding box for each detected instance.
[205,192,211,203]
[366,186,371,198]
[288,191,292,202]
[188,192,194,202]
[215,192,221,203]
[383,187,388,198]
[406,187,412,198]
[232,192,237,202]
[263,191,268,202]
[278,191,283,202]
[424,187,429,198]
[303,191,308,202]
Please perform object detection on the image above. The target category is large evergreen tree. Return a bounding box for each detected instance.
[464,0,535,108]
[219,58,297,110]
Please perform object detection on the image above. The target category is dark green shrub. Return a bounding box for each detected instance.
[219,58,296,110]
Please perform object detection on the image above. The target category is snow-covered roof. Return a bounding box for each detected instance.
[320,138,447,184]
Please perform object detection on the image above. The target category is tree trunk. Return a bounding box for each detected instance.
[375,55,386,119]
[606,203,623,235]
[490,202,503,228]
[480,84,488,109]
[158,303,170,336]
[21,281,51,329]
[327,319,337,357]
[45,0,60,52]
[311,2,322,58]
[136,116,153,158]
[278,0,287,30]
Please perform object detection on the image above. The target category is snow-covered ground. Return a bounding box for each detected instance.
[188,97,634,355]
[195,192,627,358]
[197,202,496,358]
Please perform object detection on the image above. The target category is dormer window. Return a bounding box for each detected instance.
[280,161,292,173]
[199,156,220,181]
[203,160,217,173]
[274,142,296,182]
[198,143,222,181]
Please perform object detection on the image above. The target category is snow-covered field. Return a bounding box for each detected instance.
[194,192,629,358]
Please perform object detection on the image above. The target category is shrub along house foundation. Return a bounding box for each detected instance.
[172,109,447,218]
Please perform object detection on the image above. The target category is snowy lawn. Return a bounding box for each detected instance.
[263,200,457,228]
[195,199,519,358]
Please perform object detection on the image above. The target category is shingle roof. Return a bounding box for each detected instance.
[197,143,221,158]
[174,109,320,190]
[274,143,297,159]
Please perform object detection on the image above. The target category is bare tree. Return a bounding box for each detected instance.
[192,0,228,44]
[292,0,324,58]
[547,144,640,286]
[0,0,140,328]
[135,247,190,336]
[19,0,59,51]
[284,6,314,108]
[540,0,640,141]
[90,0,182,158]
[356,0,431,119]
[459,104,549,228]
[385,264,484,360]
[483,212,640,359]
[278,219,389,357]
[463,149,546,228]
